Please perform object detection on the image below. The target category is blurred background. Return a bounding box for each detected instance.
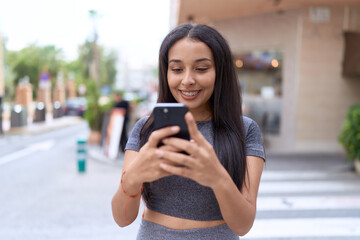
[0,0,360,239]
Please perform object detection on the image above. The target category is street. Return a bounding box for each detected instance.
[0,121,360,239]
[0,121,140,240]
[244,154,360,240]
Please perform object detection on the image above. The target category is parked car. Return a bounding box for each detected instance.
[63,97,87,117]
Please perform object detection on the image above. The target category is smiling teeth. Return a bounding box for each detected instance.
[181,91,199,96]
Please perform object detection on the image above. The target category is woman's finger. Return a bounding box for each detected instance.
[147,126,180,148]
[184,112,207,144]
[158,144,183,153]
[156,149,195,168]
[161,137,199,156]
[160,162,191,178]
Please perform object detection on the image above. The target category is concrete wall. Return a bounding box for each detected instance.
[215,9,302,151]
[295,6,360,152]
[214,6,360,153]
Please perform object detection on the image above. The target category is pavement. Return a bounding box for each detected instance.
[2,113,84,135]
[1,115,360,239]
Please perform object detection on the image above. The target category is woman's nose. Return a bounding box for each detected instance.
[181,71,195,86]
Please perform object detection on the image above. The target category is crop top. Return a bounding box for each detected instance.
[125,116,265,221]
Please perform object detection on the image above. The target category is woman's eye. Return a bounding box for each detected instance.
[196,67,208,72]
[172,68,182,72]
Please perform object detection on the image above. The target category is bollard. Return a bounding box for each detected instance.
[34,102,46,122]
[53,101,63,119]
[77,138,87,173]
[10,104,28,128]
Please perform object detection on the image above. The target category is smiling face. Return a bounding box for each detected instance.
[167,38,216,121]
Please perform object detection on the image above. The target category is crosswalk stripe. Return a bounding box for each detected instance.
[257,195,360,210]
[251,169,360,239]
[261,170,355,181]
[244,218,360,239]
[259,180,360,194]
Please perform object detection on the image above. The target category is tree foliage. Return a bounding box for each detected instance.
[76,40,118,87]
[339,104,360,161]
[4,40,117,101]
[5,44,65,99]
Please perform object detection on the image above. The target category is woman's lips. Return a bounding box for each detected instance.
[179,90,200,99]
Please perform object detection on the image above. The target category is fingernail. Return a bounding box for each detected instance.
[160,163,167,169]
[171,126,180,132]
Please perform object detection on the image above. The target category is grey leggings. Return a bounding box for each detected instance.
[136,219,239,240]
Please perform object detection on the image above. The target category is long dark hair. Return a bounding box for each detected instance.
[140,23,247,204]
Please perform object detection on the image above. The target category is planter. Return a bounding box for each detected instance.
[87,130,101,144]
[355,160,360,176]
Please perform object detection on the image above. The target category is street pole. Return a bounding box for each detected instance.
[0,34,4,134]
[89,10,100,84]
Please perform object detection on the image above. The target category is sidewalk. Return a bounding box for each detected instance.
[265,151,354,172]
[1,113,125,165]
[87,143,124,166]
[2,114,84,135]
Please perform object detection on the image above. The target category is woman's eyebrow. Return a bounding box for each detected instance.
[195,58,212,62]
[169,58,212,63]
[169,59,181,63]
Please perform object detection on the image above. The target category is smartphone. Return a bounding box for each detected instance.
[153,103,190,141]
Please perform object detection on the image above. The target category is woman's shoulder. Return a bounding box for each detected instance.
[241,115,264,142]
[242,116,260,132]
[129,116,150,137]
[242,115,265,159]
[137,115,150,125]
[125,116,150,152]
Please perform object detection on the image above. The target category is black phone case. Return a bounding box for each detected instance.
[153,103,190,141]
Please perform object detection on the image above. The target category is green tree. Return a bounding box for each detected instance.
[71,40,117,89]
[5,44,65,99]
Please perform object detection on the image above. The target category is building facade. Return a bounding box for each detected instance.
[172,0,360,153]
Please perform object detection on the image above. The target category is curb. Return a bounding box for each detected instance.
[87,144,124,167]
[4,116,83,135]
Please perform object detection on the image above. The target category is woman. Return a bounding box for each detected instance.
[112,23,265,239]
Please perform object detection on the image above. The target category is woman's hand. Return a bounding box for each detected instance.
[157,112,228,189]
[123,125,182,194]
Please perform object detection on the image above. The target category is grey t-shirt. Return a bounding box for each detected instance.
[125,116,265,221]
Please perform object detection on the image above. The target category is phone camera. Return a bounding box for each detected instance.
[163,108,168,114]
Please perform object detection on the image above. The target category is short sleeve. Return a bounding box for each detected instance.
[125,116,149,152]
[243,116,266,161]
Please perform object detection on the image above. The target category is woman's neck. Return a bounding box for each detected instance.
[190,107,212,122]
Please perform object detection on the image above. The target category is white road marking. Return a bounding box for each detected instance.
[259,180,360,193]
[0,140,55,166]
[252,170,360,239]
[244,218,360,239]
[261,170,349,181]
[257,195,360,210]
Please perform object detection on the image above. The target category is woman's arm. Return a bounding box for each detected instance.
[111,126,182,227]
[111,150,143,227]
[211,156,264,236]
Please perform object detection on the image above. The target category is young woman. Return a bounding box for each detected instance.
[112,23,265,240]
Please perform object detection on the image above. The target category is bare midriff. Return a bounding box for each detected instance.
[143,208,225,230]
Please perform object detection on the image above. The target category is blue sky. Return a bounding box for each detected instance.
[0,0,171,68]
